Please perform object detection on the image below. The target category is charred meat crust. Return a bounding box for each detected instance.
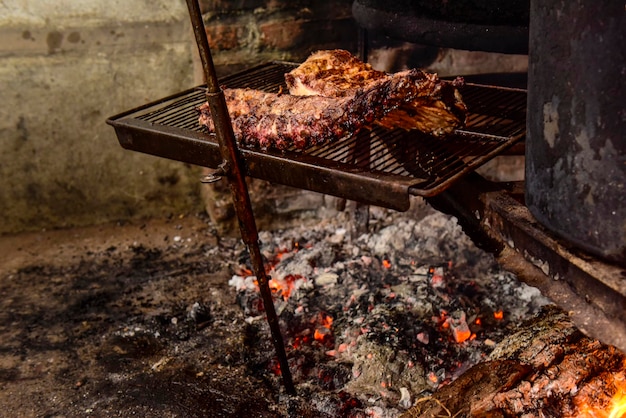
[198,50,467,150]
[284,49,387,98]
[199,68,461,150]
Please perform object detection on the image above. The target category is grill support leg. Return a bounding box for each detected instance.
[185,0,296,395]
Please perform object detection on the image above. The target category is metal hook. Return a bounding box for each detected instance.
[200,161,229,183]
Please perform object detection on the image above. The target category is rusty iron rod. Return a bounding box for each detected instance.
[185,0,296,395]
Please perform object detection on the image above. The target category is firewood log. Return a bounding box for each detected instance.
[401,306,626,417]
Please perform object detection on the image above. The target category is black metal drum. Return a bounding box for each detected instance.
[525,0,625,264]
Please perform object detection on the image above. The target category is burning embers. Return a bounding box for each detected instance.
[605,385,626,418]
[228,208,559,416]
[408,305,626,417]
[576,362,626,418]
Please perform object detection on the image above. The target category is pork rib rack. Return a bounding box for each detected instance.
[198,50,467,150]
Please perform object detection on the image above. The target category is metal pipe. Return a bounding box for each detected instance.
[185,0,296,394]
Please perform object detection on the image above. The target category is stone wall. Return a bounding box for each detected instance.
[0,1,198,234]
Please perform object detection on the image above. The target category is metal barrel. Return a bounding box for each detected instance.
[525,0,625,265]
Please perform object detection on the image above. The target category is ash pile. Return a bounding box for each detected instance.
[229,203,551,417]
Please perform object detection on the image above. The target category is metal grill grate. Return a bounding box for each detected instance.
[108,62,526,211]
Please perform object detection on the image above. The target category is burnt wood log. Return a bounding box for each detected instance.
[401,306,626,417]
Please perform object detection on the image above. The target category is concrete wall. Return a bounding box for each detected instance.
[0,0,201,234]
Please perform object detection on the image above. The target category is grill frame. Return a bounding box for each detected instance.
[107,61,525,211]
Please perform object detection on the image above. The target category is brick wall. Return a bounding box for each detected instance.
[198,0,359,76]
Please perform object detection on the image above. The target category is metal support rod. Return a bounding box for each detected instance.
[185,0,295,395]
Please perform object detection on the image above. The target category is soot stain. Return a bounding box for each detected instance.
[47,31,63,54]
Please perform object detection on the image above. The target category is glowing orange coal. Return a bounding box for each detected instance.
[427,372,439,384]
[292,335,311,350]
[269,243,307,267]
[321,314,333,328]
[435,310,474,344]
[313,313,334,343]
[452,327,472,344]
[579,386,626,418]
[313,328,326,341]
[265,273,302,301]
[577,360,626,418]
[493,310,504,320]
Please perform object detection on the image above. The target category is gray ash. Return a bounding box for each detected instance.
[230,206,551,417]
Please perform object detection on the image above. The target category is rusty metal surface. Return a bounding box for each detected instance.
[107,63,525,210]
[429,173,626,352]
[526,0,626,263]
[185,0,295,394]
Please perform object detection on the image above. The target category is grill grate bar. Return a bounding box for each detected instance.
[108,62,526,209]
[307,137,355,161]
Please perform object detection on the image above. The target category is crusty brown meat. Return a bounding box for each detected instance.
[198,68,448,150]
[285,49,386,98]
[199,90,347,150]
[285,49,467,136]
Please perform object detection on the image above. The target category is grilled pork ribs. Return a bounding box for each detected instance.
[198,50,467,150]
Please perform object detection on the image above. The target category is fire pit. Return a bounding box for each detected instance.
[1,207,623,417]
[227,204,553,415]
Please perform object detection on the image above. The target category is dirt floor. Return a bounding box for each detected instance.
[5,207,618,418]
[0,213,284,418]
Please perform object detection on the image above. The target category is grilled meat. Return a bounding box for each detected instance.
[198,90,347,150]
[198,50,467,150]
[198,68,447,150]
[285,49,467,136]
[285,49,386,98]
